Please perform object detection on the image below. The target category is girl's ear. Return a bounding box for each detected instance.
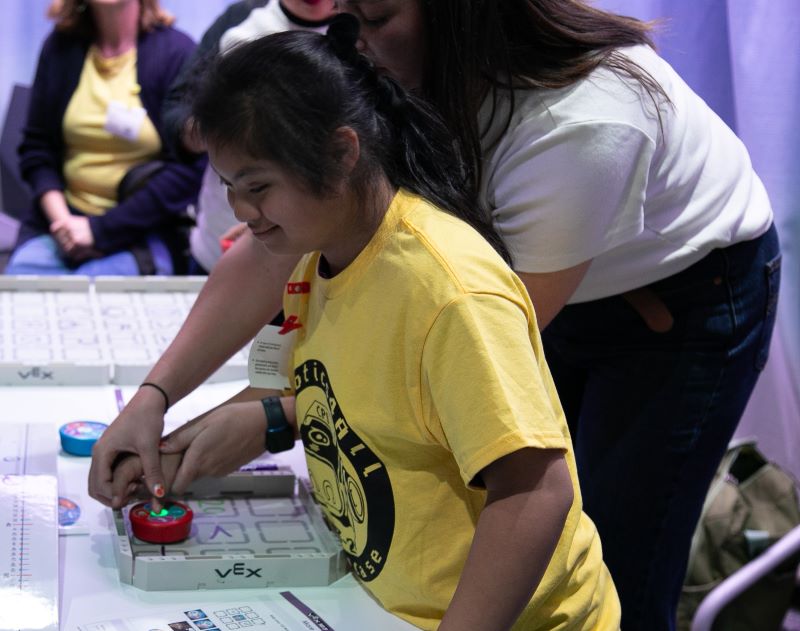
[333,126,360,177]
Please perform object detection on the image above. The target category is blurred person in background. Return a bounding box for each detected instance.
[5,0,204,276]
[161,0,336,275]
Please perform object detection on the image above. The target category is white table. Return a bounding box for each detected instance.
[0,381,417,631]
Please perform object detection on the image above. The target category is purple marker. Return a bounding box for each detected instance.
[238,462,279,472]
[114,387,125,413]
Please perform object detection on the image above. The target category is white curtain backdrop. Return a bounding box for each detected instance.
[2,1,797,475]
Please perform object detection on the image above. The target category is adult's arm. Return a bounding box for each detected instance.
[440,448,573,631]
[88,233,300,505]
[516,261,592,330]
[150,234,297,399]
[18,32,83,204]
[160,393,297,496]
[488,111,656,323]
[40,190,71,225]
[105,386,291,507]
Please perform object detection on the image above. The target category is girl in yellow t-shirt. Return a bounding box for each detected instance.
[93,15,620,631]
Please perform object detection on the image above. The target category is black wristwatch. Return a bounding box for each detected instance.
[261,396,295,453]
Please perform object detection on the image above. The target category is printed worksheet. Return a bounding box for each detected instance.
[74,589,418,631]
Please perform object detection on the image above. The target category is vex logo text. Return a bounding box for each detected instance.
[17,366,54,380]
[214,562,263,579]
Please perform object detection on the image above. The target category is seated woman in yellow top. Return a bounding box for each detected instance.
[6,0,204,276]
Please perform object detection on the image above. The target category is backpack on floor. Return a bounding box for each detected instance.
[677,439,800,630]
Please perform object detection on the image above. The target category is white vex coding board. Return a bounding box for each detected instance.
[0,276,249,385]
[115,473,347,591]
[0,423,59,631]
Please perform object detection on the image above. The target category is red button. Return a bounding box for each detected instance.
[129,500,193,544]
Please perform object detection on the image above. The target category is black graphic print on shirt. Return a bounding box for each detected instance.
[295,359,395,582]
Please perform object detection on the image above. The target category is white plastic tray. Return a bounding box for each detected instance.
[112,468,348,591]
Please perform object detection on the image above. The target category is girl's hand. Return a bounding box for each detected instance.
[88,387,167,509]
[159,400,279,494]
[109,451,184,507]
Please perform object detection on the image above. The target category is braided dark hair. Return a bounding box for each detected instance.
[192,13,510,264]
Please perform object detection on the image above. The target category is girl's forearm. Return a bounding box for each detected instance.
[142,234,299,405]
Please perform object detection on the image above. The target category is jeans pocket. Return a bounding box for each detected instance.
[755,253,781,370]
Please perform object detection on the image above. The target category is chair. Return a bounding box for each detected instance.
[0,83,32,220]
[691,524,800,631]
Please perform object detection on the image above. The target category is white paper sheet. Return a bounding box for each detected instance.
[0,424,59,631]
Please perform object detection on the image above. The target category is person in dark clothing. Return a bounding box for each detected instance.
[161,0,335,275]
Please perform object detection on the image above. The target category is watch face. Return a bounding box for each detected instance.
[267,425,295,453]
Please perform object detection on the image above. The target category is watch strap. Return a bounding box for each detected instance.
[261,396,294,453]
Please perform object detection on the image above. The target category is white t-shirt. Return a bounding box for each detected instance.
[190,0,329,272]
[218,0,327,53]
[480,45,773,303]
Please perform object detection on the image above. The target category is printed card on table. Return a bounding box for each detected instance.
[247,324,294,390]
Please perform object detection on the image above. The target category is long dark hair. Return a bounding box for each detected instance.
[421,0,667,202]
[191,14,510,263]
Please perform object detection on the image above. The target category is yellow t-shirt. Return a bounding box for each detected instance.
[284,190,620,630]
[62,45,161,215]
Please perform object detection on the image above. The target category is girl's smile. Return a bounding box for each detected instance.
[209,139,386,277]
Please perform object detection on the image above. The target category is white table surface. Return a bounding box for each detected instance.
[0,381,417,631]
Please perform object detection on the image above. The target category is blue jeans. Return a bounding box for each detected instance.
[542,224,781,631]
[4,234,173,276]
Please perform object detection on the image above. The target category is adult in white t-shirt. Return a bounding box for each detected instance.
[481,43,772,302]
[460,10,777,631]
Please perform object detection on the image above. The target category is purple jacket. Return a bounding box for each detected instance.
[17,25,205,260]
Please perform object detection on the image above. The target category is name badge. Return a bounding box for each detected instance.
[105,100,147,141]
[248,324,294,389]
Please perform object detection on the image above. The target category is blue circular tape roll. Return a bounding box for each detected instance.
[59,421,108,456]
